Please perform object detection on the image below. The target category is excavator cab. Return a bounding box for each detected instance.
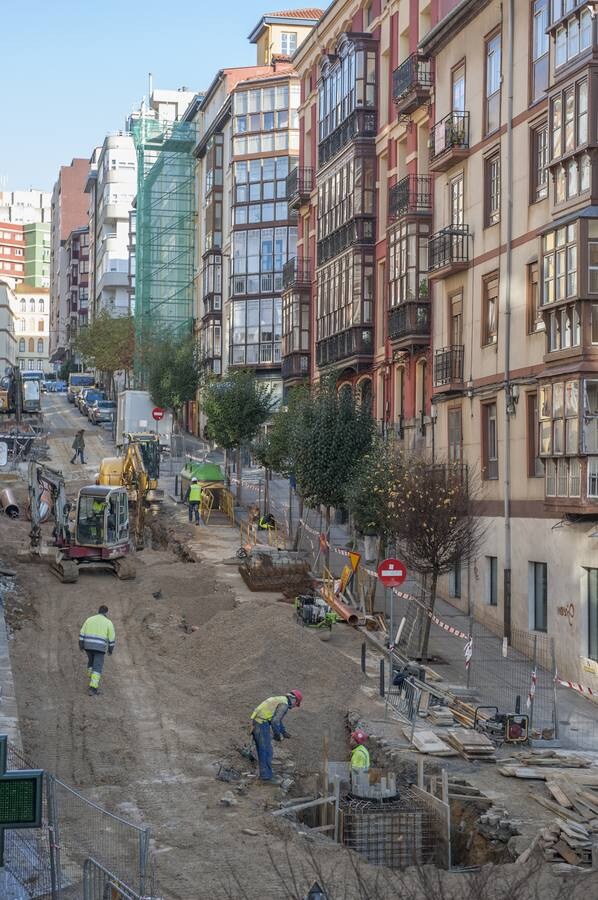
[76,486,130,548]
[126,433,160,484]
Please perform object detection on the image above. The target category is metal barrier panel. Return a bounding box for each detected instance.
[4,744,57,899]
[83,858,143,900]
[50,776,150,897]
[468,622,556,733]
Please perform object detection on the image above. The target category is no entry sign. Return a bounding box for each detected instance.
[152,407,165,421]
[377,558,407,588]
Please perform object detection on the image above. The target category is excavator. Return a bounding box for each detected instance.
[28,461,136,583]
[98,433,163,550]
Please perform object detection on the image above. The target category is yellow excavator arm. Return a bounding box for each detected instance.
[99,442,150,549]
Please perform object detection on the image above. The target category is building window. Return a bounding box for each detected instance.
[588,569,598,662]
[482,401,499,479]
[449,174,464,225]
[234,157,290,226]
[281,32,298,56]
[449,560,462,599]
[27,338,34,353]
[452,63,465,112]
[529,561,548,632]
[18,339,25,353]
[37,339,43,353]
[550,78,588,162]
[388,221,430,308]
[583,380,598,453]
[531,123,548,202]
[20,299,25,312]
[448,408,462,462]
[38,320,44,332]
[485,153,501,226]
[527,261,543,333]
[532,1,549,102]
[541,224,576,305]
[38,299,44,312]
[547,304,580,351]
[485,31,501,135]
[486,556,498,606]
[589,458,598,497]
[527,393,544,477]
[482,273,499,345]
[554,6,592,68]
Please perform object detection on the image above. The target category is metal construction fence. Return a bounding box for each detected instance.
[4,743,159,899]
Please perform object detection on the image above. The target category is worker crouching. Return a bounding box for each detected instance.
[79,605,116,695]
[250,690,302,784]
[350,730,370,771]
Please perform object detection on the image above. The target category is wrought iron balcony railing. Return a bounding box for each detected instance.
[434,345,464,387]
[281,353,310,380]
[429,112,470,165]
[388,174,433,221]
[392,54,434,108]
[316,326,373,368]
[428,225,470,272]
[282,257,312,290]
[286,167,313,206]
[388,302,430,343]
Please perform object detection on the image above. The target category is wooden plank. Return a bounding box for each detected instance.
[553,840,582,866]
[406,728,457,756]
[530,794,586,823]
[546,782,574,809]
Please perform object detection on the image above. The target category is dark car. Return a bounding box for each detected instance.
[88,399,116,425]
[79,389,106,416]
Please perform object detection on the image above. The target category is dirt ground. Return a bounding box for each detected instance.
[1,477,398,898]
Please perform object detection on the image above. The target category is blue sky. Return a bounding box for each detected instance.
[1,0,287,192]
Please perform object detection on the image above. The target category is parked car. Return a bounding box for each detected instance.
[76,388,98,413]
[88,399,116,425]
[79,389,106,416]
[54,380,67,393]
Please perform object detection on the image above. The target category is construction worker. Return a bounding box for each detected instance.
[70,429,86,465]
[350,730,370,771]
[250,690,303,784]
[79,605,115,695]
[258,512,275,530]
[184,477,202,525]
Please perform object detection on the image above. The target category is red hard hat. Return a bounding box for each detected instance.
[351,730,368,744]
[289,689,303,706]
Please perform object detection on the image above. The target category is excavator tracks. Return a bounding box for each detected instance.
[113,556,136,580]
[51,559,79,584]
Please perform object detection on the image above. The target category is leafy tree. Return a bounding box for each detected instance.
[345,438,399,546]
[384,454,485,661]
[293,379,374,566]
[73,312,135,395]
[202,370,274,505]
[147,336,201,415]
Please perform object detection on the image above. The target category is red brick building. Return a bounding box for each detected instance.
[0,223,25,284]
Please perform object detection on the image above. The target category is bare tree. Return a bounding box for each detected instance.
[384,454,486,661]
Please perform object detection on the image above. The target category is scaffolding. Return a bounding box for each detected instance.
[131,116,198,379]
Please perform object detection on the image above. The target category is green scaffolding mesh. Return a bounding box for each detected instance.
[131,116,198,377]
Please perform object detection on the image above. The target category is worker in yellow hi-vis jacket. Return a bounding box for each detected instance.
[79,605,115,696]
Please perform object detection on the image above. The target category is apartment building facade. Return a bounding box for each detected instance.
[12,285,51,374]
[0,190,51,225]
[0,223,26,284]
[49,159,90,362]
[290,0,598,685]
[193,9,322,410]
[0,280,17,371]
[23,222,51,287]
[85,134,137,320]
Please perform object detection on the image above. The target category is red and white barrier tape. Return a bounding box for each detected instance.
[556,678,596,697]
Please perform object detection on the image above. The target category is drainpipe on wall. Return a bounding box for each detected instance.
[503,0,515,642]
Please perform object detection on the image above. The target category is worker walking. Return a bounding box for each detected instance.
[184,476,202,525]
[350,730,370,771]
[250,690,302,784]
[70,429,86,465]
[79,605,115,695]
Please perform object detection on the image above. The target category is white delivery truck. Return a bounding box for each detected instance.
[116,390,173,451]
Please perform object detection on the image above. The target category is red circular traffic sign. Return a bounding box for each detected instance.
[152,407,165,421]
[377,558,407,588]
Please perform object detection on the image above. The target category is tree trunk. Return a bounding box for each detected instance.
[236,446,243,507]
[420,571,437,663]
[264,467,270,514]
[324,505,331,572]
[293,494,304,551]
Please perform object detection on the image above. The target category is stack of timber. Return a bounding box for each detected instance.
[427,706,455,727]
[499,750,593,780]
[517,774,598,869]
[401,727,458,757]
[445,729,496,761]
